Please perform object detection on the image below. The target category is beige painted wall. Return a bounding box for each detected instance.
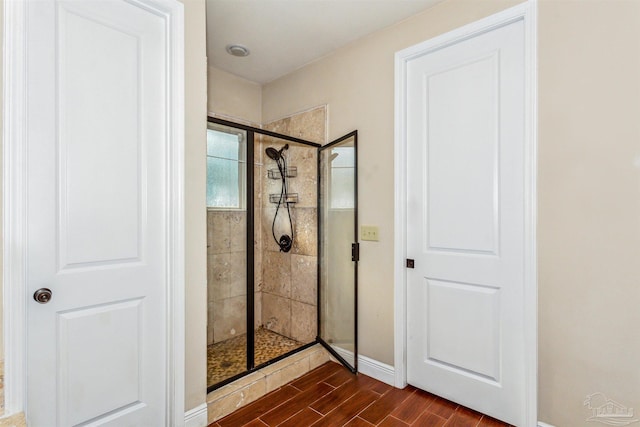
[208,66,262,124]
[263,0,521,367]
[537,1,640,425]
[182,0,208,412]
[261,0,640,425]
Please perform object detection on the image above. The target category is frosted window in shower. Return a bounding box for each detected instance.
[329,147,355,209]
[206,126,246,209]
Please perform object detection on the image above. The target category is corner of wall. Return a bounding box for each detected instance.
[207,66,262,124]
[182,0,208,413]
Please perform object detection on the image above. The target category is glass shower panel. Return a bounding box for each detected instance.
[257,135,318,366]
[206,122,248,387]
[319,132,358,370]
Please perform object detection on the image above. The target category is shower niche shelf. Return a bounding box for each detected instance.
[269,193,298,204]
[268,166,297,179]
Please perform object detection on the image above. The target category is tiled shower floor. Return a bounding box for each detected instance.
[207,327,303,387]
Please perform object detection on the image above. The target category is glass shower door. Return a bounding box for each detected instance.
[318,131,358,372]
[206,122,249,387]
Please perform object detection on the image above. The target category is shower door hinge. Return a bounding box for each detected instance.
[351,243,360,262]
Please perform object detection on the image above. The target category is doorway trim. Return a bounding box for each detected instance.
[3,0,27,416]
[393,2,538,425]
[2,0,186,423]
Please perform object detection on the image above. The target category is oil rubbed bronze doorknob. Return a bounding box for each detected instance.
[33,288,53,304]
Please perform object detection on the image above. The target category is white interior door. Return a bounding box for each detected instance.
[24,1,183,425]
[406,19,526,425]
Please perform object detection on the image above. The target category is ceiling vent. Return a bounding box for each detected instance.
[225,44,250,57]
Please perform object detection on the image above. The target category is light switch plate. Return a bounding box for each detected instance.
[361,225,379,241]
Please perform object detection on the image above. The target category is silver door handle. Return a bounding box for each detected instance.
[33,288,53,304]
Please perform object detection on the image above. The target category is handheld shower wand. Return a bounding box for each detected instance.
[266,144,294,252]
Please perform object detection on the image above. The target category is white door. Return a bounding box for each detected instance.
[406,19,526,425]
[24,1,182,425]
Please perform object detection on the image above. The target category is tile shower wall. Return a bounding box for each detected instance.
[260,106,326,344]
[207,210,247,344]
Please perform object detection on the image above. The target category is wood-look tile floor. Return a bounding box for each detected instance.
[210,361,512,427]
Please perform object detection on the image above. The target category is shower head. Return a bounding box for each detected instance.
[265,147,280,161]
[265,144,289,161]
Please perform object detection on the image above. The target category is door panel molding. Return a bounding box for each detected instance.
[2,0,185,423]
[393,2,537,425]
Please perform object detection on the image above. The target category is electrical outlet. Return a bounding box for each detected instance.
[361,225,379,241]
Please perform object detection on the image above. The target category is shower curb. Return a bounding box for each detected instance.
[206,344,334,424]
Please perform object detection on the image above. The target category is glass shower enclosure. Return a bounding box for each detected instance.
[206,117,358,391]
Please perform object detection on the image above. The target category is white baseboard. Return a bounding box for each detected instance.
[359,354,395,386]
[331,346,395,387]
[185,403,208,427]
[537,422,555,427]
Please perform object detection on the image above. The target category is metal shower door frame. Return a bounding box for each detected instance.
[317,131,359,374]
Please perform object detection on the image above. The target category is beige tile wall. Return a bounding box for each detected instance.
[207,210,248,344]
[260,106,326,344]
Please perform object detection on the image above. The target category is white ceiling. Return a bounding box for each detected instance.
[206,0,443,84]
